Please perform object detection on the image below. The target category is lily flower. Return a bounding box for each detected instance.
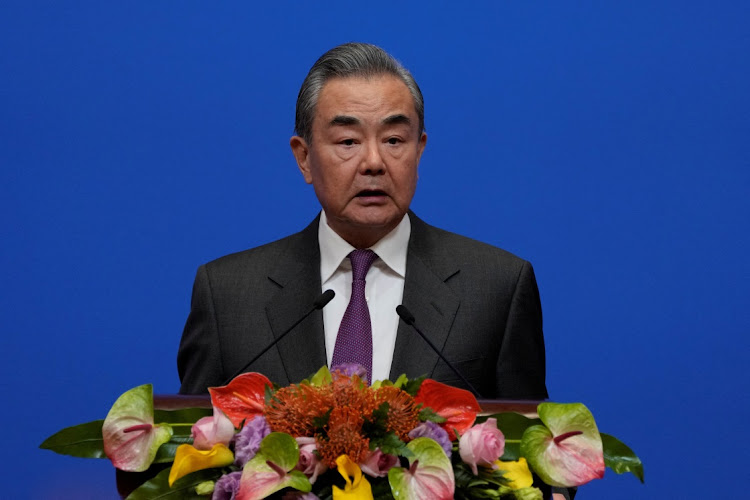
[209,372,273,427]
[521,402,605,487]
[494,457,534,489]
[102,384,173,472]
[168,443,234,486]
[333,455,373,500]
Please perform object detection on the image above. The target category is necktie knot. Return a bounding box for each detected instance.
[349,249,378,281]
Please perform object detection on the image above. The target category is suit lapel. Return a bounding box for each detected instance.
[264,217,328,384]
[390,214,460,380]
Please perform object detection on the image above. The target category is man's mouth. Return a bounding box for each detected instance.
[355,189,387,197]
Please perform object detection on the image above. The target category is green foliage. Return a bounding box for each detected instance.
[309,366,333,386]
[418,406,447,423]
[312,408,332,431]
[126,466,222,499]
[152,435,193,464]
[601,433,644,482]
[400,375,426,396]
[454,462,542,500]
[39,419,106,458]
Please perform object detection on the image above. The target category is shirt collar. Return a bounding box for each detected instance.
[318,211,411,283]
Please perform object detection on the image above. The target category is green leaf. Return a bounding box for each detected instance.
[39,419,106,458]
[153,435,194,464]
[418,407,447,424]
[393,373,409,388]
[401,375,426,397]
[480,412,541,461]
[309,366,333,386]
[373,432,410,457]
[601,433,644,483]
[126,466,222,499]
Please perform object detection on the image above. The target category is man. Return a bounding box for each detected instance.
[177,42,548,401]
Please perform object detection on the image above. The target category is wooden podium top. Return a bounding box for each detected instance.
[153,394,541,417]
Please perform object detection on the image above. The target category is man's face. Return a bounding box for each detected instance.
[290,75,427,248]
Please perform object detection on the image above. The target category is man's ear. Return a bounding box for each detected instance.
[290,136,313,184]
[416,131,427,162]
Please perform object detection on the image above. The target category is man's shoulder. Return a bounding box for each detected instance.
[409,213,530,270]
[201,218,318,275]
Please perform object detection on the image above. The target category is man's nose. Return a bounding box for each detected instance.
[359,140,386,175]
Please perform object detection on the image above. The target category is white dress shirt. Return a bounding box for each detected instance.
[318,211,410,382]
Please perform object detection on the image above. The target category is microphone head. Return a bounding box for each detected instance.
[314,289,336,309]
[396,305,415,325]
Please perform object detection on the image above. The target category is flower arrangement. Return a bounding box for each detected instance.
[41,364,643,499]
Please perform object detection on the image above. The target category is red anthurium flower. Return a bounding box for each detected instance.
[414,379,480,440]
[209,373,273,428]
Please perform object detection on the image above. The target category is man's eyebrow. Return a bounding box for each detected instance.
[329,115,360,127]
[382,114,411,126]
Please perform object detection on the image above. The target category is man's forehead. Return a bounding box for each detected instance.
[314,75,417,122]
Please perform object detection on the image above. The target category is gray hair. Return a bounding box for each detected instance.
[294,42,424,143]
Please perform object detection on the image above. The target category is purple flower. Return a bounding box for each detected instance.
[359,448,399,477]
[409,421,452,457]
[330,362,368,381]
[212,471,241,500]
[232,416,271,467]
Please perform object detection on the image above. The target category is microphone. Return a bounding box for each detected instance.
[222,290,335,385]
[396,304,483,398]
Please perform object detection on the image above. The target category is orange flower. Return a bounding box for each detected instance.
[374,385,420,440]
[330,373,377,416]
[317,406,370,468]
[265,383,334,436]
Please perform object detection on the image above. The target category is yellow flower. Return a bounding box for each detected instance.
[168,443,234,486]
[332,455,373,500]
[494,457,534,489]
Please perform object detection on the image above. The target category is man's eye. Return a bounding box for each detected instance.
[387,137,402,145]
[340,139,355,146]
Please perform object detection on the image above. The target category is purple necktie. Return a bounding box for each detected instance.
[331,249,378,382]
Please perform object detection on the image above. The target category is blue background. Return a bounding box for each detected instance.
[3,1,748,498]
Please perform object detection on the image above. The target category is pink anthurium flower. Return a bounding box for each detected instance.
[459,418,506,475]
[191,405,235,450]
[209,372,273,428]
[237,432,311,500]
[388,438,455,500]
[521,402,605,487]
[102,384,173,472]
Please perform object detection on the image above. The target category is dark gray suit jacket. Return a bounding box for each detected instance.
[177,213,548,399]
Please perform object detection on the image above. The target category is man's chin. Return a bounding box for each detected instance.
[327,210,407,247]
